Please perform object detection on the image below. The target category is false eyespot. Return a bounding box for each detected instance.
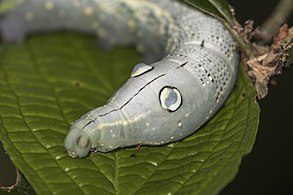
[159,86,182,112]
[131,63,153,77]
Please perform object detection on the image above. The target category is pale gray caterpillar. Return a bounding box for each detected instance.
[0,0,239,158]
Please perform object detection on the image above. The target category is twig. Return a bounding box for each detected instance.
[259,0,293,43]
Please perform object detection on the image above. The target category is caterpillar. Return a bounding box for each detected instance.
[0,0,239,158]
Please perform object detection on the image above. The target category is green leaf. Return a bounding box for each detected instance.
[184,0,235,24]
[0,33,259,194]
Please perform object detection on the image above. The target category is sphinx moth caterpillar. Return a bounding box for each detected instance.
[0,0,239,158]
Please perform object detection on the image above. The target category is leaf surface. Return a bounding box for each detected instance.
[0,33,259,195]
[184,0,235,24]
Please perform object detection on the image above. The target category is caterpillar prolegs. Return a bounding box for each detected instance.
[0,0,239,158]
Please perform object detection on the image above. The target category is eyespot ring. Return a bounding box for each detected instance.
[159,86,182,112]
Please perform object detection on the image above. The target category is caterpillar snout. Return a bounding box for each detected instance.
[64,127,92,158]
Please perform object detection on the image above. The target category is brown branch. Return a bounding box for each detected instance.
[255,0,293,44]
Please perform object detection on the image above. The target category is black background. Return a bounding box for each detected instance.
[0,0,292,194]
[222,0,293,194]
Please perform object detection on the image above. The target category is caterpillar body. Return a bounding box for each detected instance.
[0,0,239,158]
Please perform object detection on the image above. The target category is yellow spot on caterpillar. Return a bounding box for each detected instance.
[25,12,34,21]
[45,1,54,10]
[84,6,93,16]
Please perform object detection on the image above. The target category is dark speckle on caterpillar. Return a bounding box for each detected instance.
[0,0,239,158]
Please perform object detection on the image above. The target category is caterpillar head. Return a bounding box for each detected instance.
[64,127,92,158]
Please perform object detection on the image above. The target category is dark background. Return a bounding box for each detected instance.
[0,0,292,194]
[223,0,293,194]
